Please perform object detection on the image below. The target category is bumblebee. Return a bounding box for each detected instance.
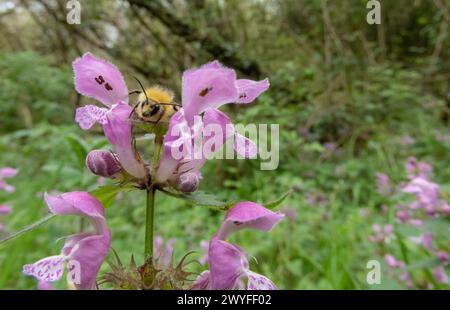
[130,78,180,124]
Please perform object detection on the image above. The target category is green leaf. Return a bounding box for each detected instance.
[91,185,135,208]
[163,190,236,211]
[264,190,292,209]
[65,135,88,168]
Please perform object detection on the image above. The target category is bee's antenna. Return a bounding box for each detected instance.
[133,76,149,103]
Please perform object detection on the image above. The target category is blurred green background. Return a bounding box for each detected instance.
[0,0,449,289]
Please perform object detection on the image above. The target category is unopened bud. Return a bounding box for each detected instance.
[86,150,122,178]
[177,172,200,193]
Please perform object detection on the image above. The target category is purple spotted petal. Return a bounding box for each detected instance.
[75,105,108,130]
[235,78,269,104]
[103,102,147,179]
[217,202,284,240]
[23,255,66,283]
[246,271,277,290]
[23,192,112,290]
[73,53,128,107]
[182,61,237,125]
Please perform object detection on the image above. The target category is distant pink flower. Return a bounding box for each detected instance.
[422,232,433,251]
[23,192,111,290]
[153,236,176,269]
[280,207,297,222]
[376,173,392,196]
[384,254,398,268]
[0,167,18,192]
[369,224,393,244]
[433,266,449,284]
[408,219,423,228]
[0,204,12,215]
[73,53,146,179]
[395,206,410,223]
[400,135,415,146]
[199,240,209,265]
[405,157,432,180]
[193,202,284,290]
[403,177,440,215]
[437,251,449,266]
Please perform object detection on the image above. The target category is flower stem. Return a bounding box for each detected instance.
[144,186,156,259]
[144,133,164,260]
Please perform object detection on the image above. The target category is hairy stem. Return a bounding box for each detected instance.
[144,186,156,259]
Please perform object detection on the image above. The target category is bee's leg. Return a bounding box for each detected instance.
[129,103,139,118]
[150,108,165,131]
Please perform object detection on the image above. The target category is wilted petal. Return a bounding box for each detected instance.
[208,239,246,289]
[75,105,108,130]
[103,102,147,179]
[23,255,66,283]
[235,78,269,104]
[217,202,284,240]
[182,61,237,124]
[73,52,128,107]
[246,271,277,290]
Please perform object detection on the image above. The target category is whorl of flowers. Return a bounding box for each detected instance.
[18,53,286,290]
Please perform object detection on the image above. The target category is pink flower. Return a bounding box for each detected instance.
[422,232,433,251]
[156,61,268,185]
[376,173,392,196]
[400,135,415,146]
[368,224,393,244]
[73,53,128,130]
[403,177,440,215]
[73,53,146,179]
[405,157,432,180]
[437,251,449,265]
[23,192,111,290]
[153,236,176,269]
[199,240,209,266]
[0,204,12,215]
[192,202,284,290]
[0,167,18,192]
[433,266,449,284]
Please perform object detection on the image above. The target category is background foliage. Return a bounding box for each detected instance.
[0,0,449,289]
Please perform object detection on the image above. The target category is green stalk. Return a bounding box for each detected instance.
[144,133,163,259]
[144,186,156,259]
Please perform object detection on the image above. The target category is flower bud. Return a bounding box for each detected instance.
[177,172,200,193]
[86,150,122,178]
